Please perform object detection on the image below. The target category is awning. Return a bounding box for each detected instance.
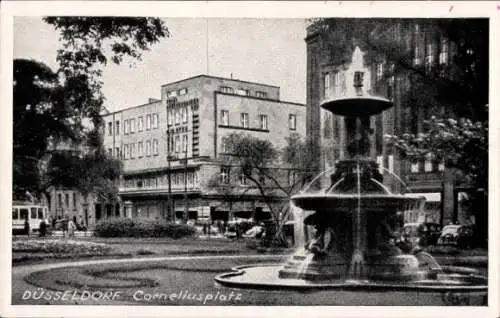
[404,192,441,202]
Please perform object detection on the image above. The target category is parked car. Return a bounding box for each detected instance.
[437,224,474,248]
[399,222,442,247]
[242,225,265,238]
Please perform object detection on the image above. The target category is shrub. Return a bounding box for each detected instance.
[94,218,197,238]
[12,240,112,254]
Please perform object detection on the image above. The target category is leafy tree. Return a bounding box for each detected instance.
[14,17,169,200]
[211,132,315,245]
[385,115,488,192]
[13,59,78,198]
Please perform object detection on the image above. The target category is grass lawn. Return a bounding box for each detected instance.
[12,236,292,265]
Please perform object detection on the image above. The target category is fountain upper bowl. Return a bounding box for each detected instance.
[321,95,392,117]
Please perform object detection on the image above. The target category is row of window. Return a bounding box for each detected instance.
[123,171,199,189]
[167,106,189,126]
[107,114,160,136]
[120,139,160,159]
[220,110,297,130]
[124,113,159,135]
[167,134,189,154]
[323,27,453,99]
[166,87,189,99]
[219,86,268,99]
[410,154,445,173]
[56,192,78,209]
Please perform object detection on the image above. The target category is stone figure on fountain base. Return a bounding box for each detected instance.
[306,222,335,256]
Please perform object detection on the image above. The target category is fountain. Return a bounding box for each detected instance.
[214,47,487,305]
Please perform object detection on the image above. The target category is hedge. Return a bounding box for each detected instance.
[94,218,197,238]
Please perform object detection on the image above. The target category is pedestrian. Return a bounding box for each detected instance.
[24,218,30,236]
[68,218,75,237]
[39,220,47,237]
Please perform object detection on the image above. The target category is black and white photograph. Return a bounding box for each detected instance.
[1,1,498,317]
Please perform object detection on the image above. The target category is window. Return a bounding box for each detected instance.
[130,143,136,159]
[167,90,177,98]
[236,89,249,96]
[168,134,175,154]
[167,109,173,126]
[123,144,129,159]
[220,166,230,183]
[182,135,188,152]
[108,122,113,136]
[107,148,112,156]
[115,121,120,135]
[138,141,144,157]
[240,113,249,128]
[289,114,296,130]
[424,153,433,172]
[152,139,159,156]
[410,161,419,173]
[414,45,421,66]
[124,119,129,134]
[145,140,151,156]
[73,193,76,208]
[12,208,18,220]
[439,38,448,64]
[146,114,151,130]
[38,208,44,219]
[376,155,384,174]
[438,160,445,171]
[138,116,143,131]
[130,118,135,133]
[333,71,341,94]
[324,72,331,98]
[175,109,180,125]
[256,91,268,98]
[259,114,268,130]
[65,193,69,207]
[220,86,234,94]
[175,135,180,153]
[239,173,247,185]
[152,113,159,129]
[31,207,37,219]
[115,147,120,158]
[376,62,384,80]
[181,107,187,123]
[220,110,229,126]
[388,155,394,173]
[425,43,434,73]
[220,140,227,153]
[58,193,62,207]
[178,88,188,95]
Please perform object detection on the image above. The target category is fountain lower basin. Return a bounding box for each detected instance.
[214,263,487,305]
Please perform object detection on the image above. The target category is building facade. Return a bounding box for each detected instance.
[102,75,306,223]
[305,19,477,225]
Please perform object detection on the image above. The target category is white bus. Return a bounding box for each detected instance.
[12,201,49,235]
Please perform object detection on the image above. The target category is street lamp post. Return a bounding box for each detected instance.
[183,147,188,223]
[166,129,174,223]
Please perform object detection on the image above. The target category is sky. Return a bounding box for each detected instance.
[13,17,308,112]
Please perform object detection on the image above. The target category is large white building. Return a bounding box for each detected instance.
[101,75,306,223]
